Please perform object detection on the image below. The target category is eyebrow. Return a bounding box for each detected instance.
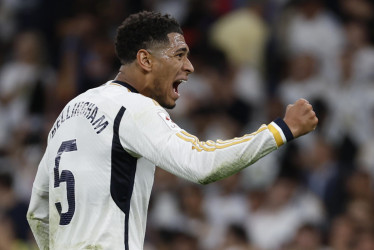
[175,47,190,55]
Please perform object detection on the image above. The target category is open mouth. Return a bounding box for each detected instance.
[173,80,186,95]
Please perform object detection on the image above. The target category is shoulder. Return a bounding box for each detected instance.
[98,81,168,116]
[84,81,160,110]
[64,81,171,128]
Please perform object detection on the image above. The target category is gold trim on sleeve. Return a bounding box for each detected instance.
[176,126,268,152]
[267,124,284,147]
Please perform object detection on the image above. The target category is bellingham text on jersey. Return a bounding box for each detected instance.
[50,101,109,139]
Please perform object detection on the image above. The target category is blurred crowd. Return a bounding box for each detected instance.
[0,0,374,249]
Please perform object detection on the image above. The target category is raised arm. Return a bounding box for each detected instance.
[119,98,318,185]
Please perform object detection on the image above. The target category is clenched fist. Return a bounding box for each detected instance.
[283,99,318,138]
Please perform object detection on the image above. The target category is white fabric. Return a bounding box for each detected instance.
[28,80,287,249]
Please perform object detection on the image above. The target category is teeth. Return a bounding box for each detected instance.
[174,80,186,85]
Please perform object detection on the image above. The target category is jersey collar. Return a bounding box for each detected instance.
[111,80,139,93]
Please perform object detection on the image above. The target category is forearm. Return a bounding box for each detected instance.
[121,106,293,185]
[184,127,277,185]
[156,119,293,184]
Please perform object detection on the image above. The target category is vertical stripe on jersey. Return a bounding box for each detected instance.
[111,106,137,250]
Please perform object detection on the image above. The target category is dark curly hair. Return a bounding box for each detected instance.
[115,11,183,64]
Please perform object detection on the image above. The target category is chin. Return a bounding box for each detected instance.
[159,98,177,109]
[162,103,176,109]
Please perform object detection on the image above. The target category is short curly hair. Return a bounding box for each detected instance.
[115,11,183,64]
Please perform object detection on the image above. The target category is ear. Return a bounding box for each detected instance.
[136,49,152,72]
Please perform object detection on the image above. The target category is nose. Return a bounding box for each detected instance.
[183,57,194,74]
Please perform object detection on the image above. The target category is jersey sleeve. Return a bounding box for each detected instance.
[119,104,293,184]
[27,152,50,249]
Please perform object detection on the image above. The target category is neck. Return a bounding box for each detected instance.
[114,65,136,86]
[114,64,150,94]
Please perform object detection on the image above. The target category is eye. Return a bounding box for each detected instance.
[176,53,184,59]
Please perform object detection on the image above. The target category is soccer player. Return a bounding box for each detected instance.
[27,11,318,250]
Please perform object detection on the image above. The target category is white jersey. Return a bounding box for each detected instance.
[27,80,293,250]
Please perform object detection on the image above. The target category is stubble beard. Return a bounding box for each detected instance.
[151,82,176,109]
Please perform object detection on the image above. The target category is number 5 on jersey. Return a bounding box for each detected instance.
[54,139,77,225]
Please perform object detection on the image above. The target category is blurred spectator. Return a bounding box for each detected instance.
[209,0,269,69]
[0,172,36,249]
[282,223,326,250]
[339,0,374,22]
[352,229,374,250]
[324,48,374,148]
[345,170,374,204]
[276,0,344,81]
[218,224,254,250]
[346,199,374,232]
[168,231,200,250]
[327,215,356,250]
[151,182,217,249]
[357,134,374,181]
[342,19,374,84]
[204,174,248,248]
[55,14,117,107]
[177,184,217,249]
[0,215,34,250]
[181,0,233,50]
[148,0,189,23]
[0,0,18,44]
[245,175,324,249]
[0,31,55,154]
[148,168,182,232]
[277,52,327,105]
[301,136,346,219]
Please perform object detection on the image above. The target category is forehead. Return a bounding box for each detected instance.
[165,33,189,52]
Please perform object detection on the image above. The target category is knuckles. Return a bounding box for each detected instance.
[285,99,319,136]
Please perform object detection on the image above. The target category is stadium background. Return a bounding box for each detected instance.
[0,0,373,249]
